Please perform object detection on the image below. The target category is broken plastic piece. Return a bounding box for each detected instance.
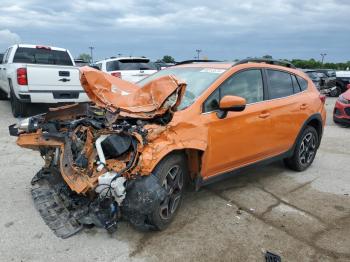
[265,251,282,262]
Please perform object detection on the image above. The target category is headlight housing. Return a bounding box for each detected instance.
[17,117,39,133]
[338,94,350,104]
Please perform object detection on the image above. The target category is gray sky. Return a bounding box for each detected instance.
[0,0,349,62]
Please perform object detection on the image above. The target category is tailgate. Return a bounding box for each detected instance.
[27,64,82,91]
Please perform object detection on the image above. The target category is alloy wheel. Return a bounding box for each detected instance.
[159,165,183,220]
[299,132,316,165]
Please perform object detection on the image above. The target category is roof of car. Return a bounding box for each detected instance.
[174,62,234,69]
[11,44,67,52]
[96,56,150,63]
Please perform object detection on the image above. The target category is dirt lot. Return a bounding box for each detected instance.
[0,97,349,262]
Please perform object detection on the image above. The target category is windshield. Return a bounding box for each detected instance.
[137,67,226,110]
[13,47,73,66]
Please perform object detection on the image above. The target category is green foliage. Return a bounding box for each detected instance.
[290,59,350,70]
[161,55,176,63]
[77,53,92,63]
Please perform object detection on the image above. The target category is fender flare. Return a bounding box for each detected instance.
[290,113,323,154]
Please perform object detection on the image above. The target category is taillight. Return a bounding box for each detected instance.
[319,94,326,104]
[36,45,51,50]
[17,68,28,85]
[111,72,122,78]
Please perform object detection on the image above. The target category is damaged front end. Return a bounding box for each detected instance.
[9,67,186,238]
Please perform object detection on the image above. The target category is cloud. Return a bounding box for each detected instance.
[0,29,21,50]
[0,0,349,61]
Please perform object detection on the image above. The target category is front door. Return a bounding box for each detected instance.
[200,69,275,178]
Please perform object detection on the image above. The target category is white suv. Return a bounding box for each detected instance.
[95,57,158,83]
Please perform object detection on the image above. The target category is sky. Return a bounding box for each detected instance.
[0,0,349,62]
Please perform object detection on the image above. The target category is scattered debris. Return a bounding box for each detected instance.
[265,251,282,262]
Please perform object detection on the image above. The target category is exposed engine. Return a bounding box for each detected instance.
[10,103,169,238]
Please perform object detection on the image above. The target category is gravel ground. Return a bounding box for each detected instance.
[0,97,349,262]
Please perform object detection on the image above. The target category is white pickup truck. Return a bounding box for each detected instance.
[0,44,89,117]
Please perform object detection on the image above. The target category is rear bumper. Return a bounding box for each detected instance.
[18,91,90,103]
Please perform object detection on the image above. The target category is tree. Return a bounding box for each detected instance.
[162,55,176,63]
[262,55,273,59]
[77,53,92,63]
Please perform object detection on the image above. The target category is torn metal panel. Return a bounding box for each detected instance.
[10,68,209,237]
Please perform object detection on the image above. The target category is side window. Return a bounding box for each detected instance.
[202,69,264,112]
[3,47,12,64]
[296,76,308,91]
[291,75,301,93]
[267,69,294,99]
[220,69,264,104]
[203,88,220,112]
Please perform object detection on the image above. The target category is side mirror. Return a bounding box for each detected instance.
[217,95,246,119]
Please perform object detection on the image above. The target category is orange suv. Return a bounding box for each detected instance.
[10,59,326,238]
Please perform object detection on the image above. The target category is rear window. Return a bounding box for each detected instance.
[267,69,294,99]
[106,59,157,71]
[13,47,73,66]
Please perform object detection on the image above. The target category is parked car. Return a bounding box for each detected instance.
[0,44,89,117]
[336,71,350,94]
[94,56,158,83]
[303,70,321,89]
[10,59,326,238]
[333,84,350,126]
[303,69,338,96]
[74,59,89,67]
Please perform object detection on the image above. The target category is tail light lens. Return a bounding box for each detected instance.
[17,68,28,85]
[111,72,122,78]
[319,94,326,104]
[36,45,51,50]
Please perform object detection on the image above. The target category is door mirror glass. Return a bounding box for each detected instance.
[219,95,246,112]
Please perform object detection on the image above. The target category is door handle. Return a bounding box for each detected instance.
[259,112,270,119]
[300,104,309,110]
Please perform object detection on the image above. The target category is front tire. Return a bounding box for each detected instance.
[148,153,188,230]
[284,126,319,171]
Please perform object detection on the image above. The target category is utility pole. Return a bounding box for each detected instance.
[320,53,327,65]
[196,49,202,60]
[89,46,94,63]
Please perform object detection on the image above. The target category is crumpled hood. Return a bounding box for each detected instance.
[80,66,186,118]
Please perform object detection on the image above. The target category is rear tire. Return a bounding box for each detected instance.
[147,153,188,230]
[10,87,27,118]
[284,126,319,171]
[0,89,8,100]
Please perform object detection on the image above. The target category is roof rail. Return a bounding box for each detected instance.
[175,59,222,65]
[235,58,296,69]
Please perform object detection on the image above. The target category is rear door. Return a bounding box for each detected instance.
[263,69,310,153]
